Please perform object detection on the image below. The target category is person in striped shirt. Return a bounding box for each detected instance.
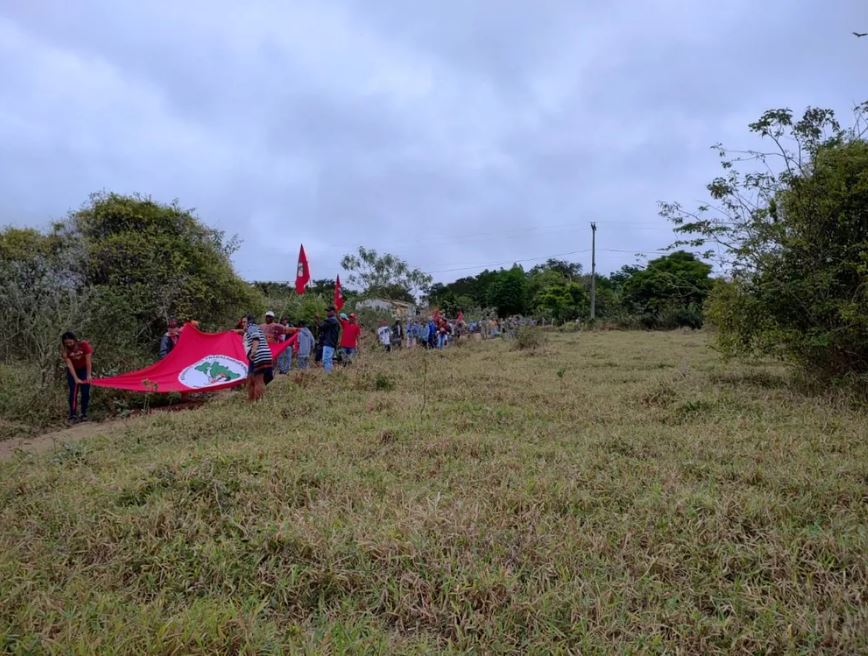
[238,315,273,401]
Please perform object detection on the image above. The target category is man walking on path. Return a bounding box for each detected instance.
[294,320,315,369]
[377,320,392,352]
[392,319,404,349]
[407,318,419,348]
[339,312,361,364]
[318,306,341,373]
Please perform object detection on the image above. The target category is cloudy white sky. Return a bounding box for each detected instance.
[1,0,866,284]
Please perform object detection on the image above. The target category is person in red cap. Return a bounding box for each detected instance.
[339,312,361,364]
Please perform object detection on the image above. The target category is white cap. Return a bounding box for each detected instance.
[265,310,275,318]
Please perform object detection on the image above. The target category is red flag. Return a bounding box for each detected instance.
[295,244,310,294]
[334,275,345,311]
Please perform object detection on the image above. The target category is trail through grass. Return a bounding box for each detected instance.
[1,331,865,654]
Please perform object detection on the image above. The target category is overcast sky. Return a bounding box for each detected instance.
[1,0,865,284]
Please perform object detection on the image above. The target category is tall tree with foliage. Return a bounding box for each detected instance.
[661,103,868,376]
[0,193,260,375]
[57,193,259,335]
[487,265,528,317]
[528,260,588,322]
[622,251,711,328]
[340,246,432,301]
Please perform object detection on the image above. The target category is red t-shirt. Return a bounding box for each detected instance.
[340,321,361,348]
[64,340,93,369]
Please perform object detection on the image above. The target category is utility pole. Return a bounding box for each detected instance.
[590,222,597,322]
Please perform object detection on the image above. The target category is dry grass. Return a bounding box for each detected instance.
[1,331,866,654]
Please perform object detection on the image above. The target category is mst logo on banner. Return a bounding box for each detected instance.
[178,355,247,389]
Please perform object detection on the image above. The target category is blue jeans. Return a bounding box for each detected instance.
[296,356,309,370]
[322,346,335,373]
[66,368,90,418]
[278,349,291,374]
[437,333,446,349]
[341,347,357,364]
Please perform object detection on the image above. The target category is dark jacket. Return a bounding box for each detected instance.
[318,316,340,349]
[159,333,177,359]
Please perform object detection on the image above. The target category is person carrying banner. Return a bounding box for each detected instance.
[159,319,180,359]
[61,331,93,422]
[240,315,273,401]
[276,315,293,374]
[260,311,295,374]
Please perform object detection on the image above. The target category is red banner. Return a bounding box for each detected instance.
[92,323,294,393]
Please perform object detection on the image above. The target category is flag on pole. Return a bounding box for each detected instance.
[334,275,345,311]
[295,244,310,295]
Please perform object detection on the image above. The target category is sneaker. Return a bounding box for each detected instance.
[68,416,79,424]
[79,415,90,423]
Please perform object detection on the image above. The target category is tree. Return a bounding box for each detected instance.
[58,193,259,334]
[527,261,589,323]
[622,251,712,328]
[487,265,528,317]
[427,269,500,309]
[533,281,588,323]
[340,246,432,301]
[529,258,583,280]
[0,193,261,375]
[661,103,868,375]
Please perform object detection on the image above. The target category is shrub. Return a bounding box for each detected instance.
[663,104,868,380]
[513,326,545,351]
[374,373,395,391]
[0,193,264,431]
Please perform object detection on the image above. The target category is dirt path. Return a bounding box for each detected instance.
[0,419,129,461]
[0,400,211,461]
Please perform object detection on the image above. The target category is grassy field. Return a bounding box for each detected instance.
[1,330,865,654]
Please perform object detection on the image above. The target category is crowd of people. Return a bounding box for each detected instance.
[58,307,539,414]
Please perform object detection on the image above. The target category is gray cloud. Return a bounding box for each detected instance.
[1,0,866,283]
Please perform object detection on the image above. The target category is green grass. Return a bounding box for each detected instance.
[1,331,865,654]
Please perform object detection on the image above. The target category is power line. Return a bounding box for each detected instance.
[423,248,593,274]
[421,247,668,275]
[318,219,672,253]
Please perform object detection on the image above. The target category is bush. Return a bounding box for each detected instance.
[513,327,545,351]
[374,373,395,391]
[663,104,868,381]
[0,193,263,432]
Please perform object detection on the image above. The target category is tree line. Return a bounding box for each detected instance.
[426,251,712,328]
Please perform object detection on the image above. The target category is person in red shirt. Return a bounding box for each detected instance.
[339,312,361,364]
[260,310,295,345]
[61,331,93,422]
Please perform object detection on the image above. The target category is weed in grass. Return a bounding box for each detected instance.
[374,373,395,391]
[512,326,545,351]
